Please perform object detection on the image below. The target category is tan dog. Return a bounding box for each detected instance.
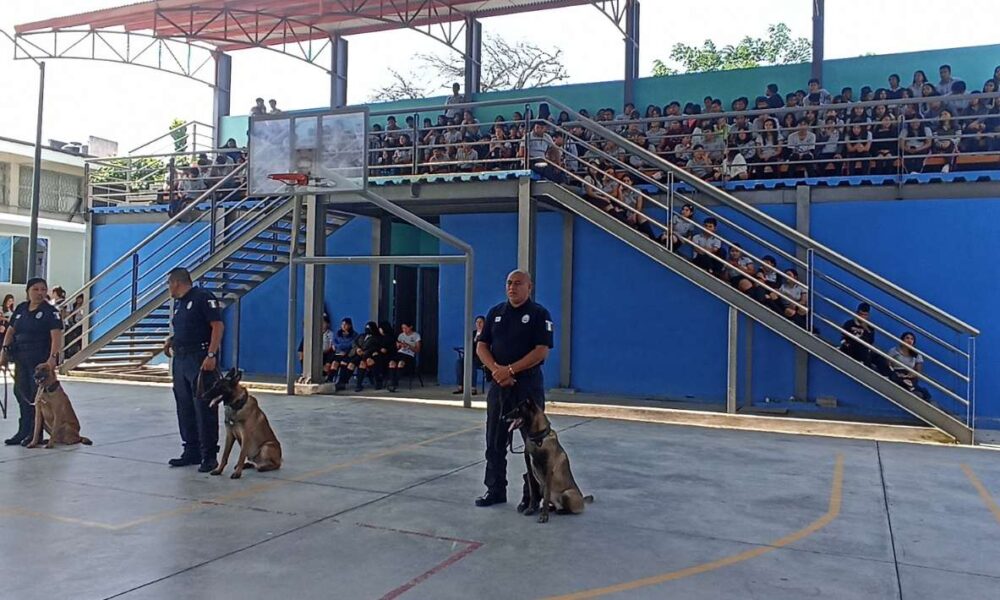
[29,363,92,448]
[203,368,282,479]
[505,398,593,523]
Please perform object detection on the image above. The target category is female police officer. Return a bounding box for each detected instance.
[1,278,63,446]
[475,270,554,510]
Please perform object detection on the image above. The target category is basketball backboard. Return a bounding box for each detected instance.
[248,108,367,196]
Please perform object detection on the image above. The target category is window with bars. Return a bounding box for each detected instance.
[0,163,8,206]
[0,235,48,284]
[17,167,83,214]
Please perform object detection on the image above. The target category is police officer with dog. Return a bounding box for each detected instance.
[475,269,554,510]
[163,267,224,472]
[1,278,63,446]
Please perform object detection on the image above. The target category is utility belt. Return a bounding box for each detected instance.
[7,340,49,361]
[173,342,209,357]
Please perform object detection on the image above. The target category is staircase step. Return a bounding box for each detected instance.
[89,352,155,361]
[103,344,163,352]
[224,256,288,266]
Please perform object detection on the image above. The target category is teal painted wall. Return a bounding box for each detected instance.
[221,43,1000,146]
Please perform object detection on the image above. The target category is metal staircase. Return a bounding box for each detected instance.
[531,98,979,443]
[63,164,351,380]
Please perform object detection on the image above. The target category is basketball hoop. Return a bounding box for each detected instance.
[267,172,338,189]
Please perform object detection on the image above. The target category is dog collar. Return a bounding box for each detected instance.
[228,389,248,412]
[43,382,60,393]
[527,425,551,444]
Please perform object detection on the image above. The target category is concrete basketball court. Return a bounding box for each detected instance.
[0,380,997,599]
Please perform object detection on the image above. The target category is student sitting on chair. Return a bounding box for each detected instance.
[387,321,421,392]
[453,315,486,396]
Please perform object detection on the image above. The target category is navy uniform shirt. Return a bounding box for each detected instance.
[478,299,554,371]
[11,301,62,349]
[171,287,222,348]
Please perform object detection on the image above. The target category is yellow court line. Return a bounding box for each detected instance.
[961,464,1000,525]
[0,423,482,531]
[542,454,845,600]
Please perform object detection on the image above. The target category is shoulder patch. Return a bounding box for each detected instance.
[545,320,553,332]
[494,316,502,322]
[207,300,219,309]
[186,301,193,310]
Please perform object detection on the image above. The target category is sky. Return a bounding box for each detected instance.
[1,0,999,150]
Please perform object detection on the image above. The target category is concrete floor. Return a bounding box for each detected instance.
[0,381,998,600]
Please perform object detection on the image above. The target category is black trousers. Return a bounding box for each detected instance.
[484,375,543,500]
[12,350,47,439]
[171,352,219,459]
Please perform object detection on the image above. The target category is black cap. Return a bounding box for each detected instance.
[857,302,871,313]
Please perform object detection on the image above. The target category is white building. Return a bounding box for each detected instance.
[0,136,88,302]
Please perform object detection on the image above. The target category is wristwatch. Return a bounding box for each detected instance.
[207,351,217,358]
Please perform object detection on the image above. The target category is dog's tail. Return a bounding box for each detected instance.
[80,437,93,446]
[583,494,595,504]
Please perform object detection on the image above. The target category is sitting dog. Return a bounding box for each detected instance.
[203,368,282,479]
[29,363,92,448]
[505,398,592,523]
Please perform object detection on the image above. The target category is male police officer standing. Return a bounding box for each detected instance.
[163,268,224,472]
[475,270,554,510]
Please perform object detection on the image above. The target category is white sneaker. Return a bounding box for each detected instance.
[941,164,950,173]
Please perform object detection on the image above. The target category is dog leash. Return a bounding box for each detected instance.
[1,366,7,420]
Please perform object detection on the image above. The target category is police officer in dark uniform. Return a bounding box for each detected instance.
[1,278,63,446]
[475,270,554,510]
[163,268,224,472]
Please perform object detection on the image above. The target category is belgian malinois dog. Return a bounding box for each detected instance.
[505,398,593,523]
[203,368,282,479]
[28,363,92,448]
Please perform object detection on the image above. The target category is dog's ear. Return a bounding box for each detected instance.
[226,367,238,380]
[233,369,243,384]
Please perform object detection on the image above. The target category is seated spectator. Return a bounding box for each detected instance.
[426,146,452,173]
[718,148,748,181]
[487,127,515,170]
[223,138,242,163]
[765,83,784,109]
[646,119,669,149]
[886,74,905,100]
[581,164,605,207]
[330,318,359,389]
[910,70,929,98]
[691,217,724,275]
[780,112,799,140]
[887,332,932,401]
[817,117,844,175]
[752,97,778,135]
[901,118,933,173]
[844,123,873,175]
[786,119,817,177]
[846,104,870,126]
[931,109,961,172]
[724,245,755,293]
[393,134,414,173]
[870,114,899,174]
[453,315,486,395]
[753,255,782,308]
[63,293,85,359]
[387,321,421,392]
[527,121,555,160]
[535,146,567,183]
[352,321,383,392]
[455,142,479,170]
[685,145,718,181]
[615,173,656,238]
[754,120,784,178]
[730,128,757,163]
[178,166,205,201]
[554,131,580,172]
[700,129,726,163]
[778,268,808,328]
[936,64,963,97]
[839,302,877,364]
[671,135,694,166]
[662,202,695,252]
[805,78,832,106]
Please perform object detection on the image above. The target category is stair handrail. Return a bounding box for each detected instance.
[537,96,979,336]
[63,163,247,312]
[129,120,214,156]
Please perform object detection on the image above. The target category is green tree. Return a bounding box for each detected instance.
[653,23,811,76]
[89,157,167,192]
[169,117,188,153]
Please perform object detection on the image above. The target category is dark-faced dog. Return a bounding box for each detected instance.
[203,368,282,479]
[29,363,92,448]
[505,399,592,523]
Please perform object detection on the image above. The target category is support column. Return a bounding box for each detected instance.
[727,307,738,414]
[795,185,811,401]
[302,195,328,384]
[212,52,232,148]
[623,0,640,106]
[517,177,536,279]
[370,216,381,319]
[559,212,573,389]
[464,16,482,96]
[742,317,754,410]
[331,36,349,108]
[811,0,825,82]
